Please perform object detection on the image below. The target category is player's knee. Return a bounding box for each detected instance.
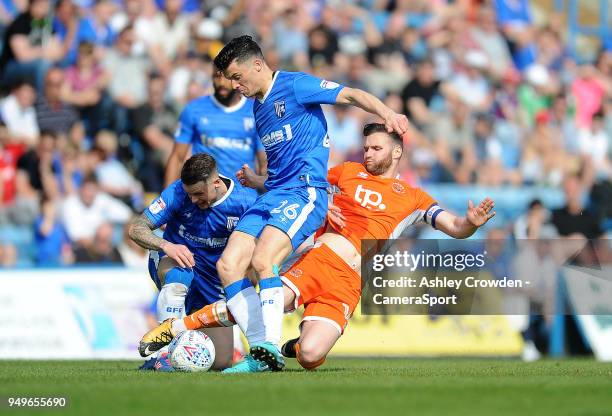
[216,257,236,285]
[296,341,327,370]
[249,253,269,276]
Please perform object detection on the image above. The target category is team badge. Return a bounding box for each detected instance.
[274,101,285,118]
[392,183,405,194]
[226,216,240,230]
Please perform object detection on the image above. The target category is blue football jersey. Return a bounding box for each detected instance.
[175,95,263,178]
[144,177,255,275]
[254,71,344,190]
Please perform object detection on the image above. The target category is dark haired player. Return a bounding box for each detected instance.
[129,153,256,370]
[210,35,411,373]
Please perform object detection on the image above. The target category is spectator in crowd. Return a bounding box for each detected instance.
[74,221,122,264]
[92,129,143,209]
[146,0,189,76]
[34,67,80,137]
[16,129,57,191]
[131,74,176,192]
[0,0,64,90]
[577,109,611,180]
[34,194,73,265]
[78,0,116,49]
[52,0,79,67]
[401,58,441,125]
[61,173,131,247]
[62,41,111,138]
[469,5,513,80]
[0,79,39,146]
[102,24,150,134]
[551,174,604,240]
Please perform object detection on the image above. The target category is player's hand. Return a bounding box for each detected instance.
[466,198,496,227]
[384,111,410,139]
[327,202,346,228]
[160,241,195,268]
[236,164,262,189]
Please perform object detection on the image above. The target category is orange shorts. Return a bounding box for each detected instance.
[282,242,361,334]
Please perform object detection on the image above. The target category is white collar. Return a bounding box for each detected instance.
[210,175,234,208]
[210,95,247,113]
[257,71,280,104]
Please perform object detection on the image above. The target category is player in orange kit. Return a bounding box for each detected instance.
[139,123,496,370]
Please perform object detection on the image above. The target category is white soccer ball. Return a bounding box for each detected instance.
[168,330,216,372]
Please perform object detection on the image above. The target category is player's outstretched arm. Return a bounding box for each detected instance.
[128,214,195,268]
[336,87,410,137]
[434,198,496,239]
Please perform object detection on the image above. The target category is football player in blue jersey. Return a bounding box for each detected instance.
[129,153,256,370]
[211,35,410,373]
[164,65,267,186]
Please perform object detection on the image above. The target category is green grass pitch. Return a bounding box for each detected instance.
[1,358,611,416]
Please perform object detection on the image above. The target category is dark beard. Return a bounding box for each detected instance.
[365,155,393,176]
[214,90,239,106]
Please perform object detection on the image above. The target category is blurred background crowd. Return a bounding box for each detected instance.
[0,0,610,268]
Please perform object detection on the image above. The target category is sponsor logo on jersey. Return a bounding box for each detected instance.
[149,197,166,214]
[392,182,405,194]
[274,100,286,118]
[354,184,386,210]
[226,216,240,230]
[320,80,340,89]
[357,172,369,179]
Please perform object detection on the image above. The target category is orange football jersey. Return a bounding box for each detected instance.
[327,162,442,253]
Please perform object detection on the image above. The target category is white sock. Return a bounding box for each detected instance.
[259,276,284,347]
[225,278,265,346]
[156,282,187,322]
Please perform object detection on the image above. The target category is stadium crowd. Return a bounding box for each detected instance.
[0,0,611,268]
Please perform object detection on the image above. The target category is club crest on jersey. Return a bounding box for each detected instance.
[274,100,285,118]
[226,216,240,231]
[288,268,303,278]
[392,183,405,194]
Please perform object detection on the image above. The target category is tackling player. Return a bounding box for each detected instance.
[129,153,256,370]
[211,35,411,373]
[139,123,496,370]
[164,65,267,186]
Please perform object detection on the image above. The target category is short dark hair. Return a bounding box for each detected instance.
[181,153,217,185]
[363,123,403,148]
[214,35,264,71]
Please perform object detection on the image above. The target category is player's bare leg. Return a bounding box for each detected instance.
[283,321,341,370]
[200,326,234,370]
[248,226,293,371]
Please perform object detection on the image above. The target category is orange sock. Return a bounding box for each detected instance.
[295,343,326,370]
[183,301,235,330]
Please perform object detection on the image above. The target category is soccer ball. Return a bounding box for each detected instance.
[168,330,216,372]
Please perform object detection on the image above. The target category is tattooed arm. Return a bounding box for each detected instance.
[128,214,195,267]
